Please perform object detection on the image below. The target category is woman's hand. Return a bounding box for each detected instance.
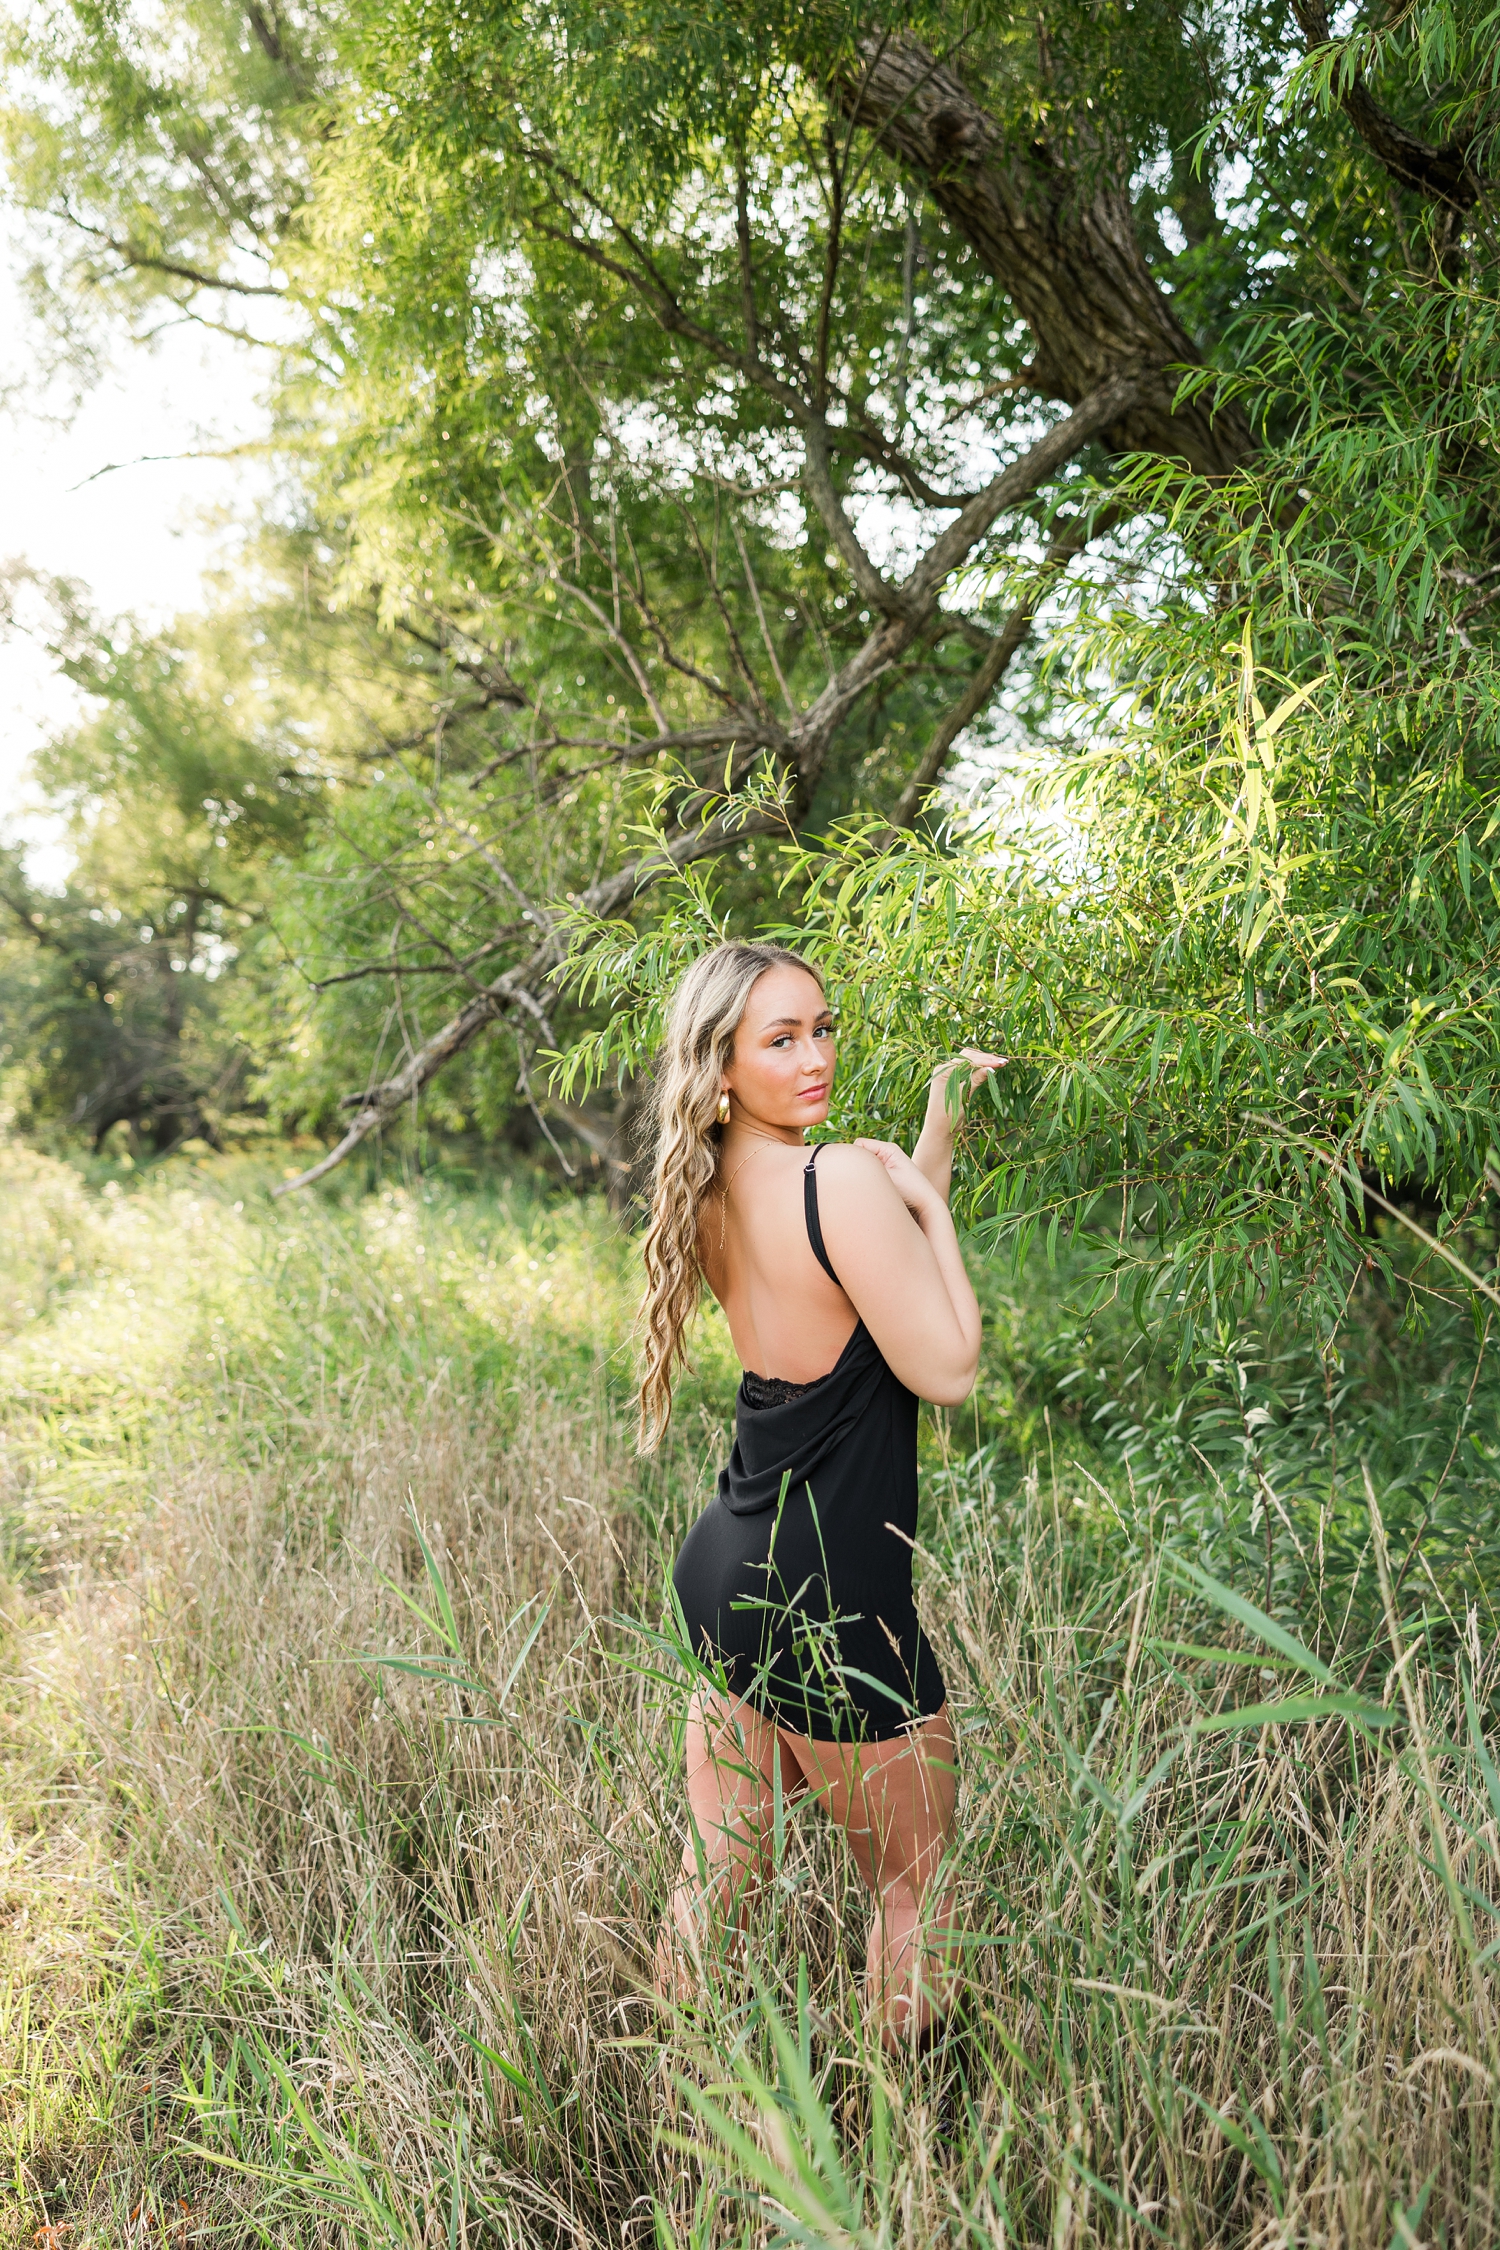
[910,1046,1004,1205]
[926,1046,1005,1138]
[853,1137,942,1218]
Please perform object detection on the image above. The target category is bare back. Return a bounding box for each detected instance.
[698,1138,978,1404]
[697,1141,856,1384]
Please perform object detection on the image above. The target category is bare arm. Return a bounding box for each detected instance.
[813,1142,983,1405]
[911,1046,1004,1203]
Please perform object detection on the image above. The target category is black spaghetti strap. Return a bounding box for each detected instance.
[803,1143,840,1285]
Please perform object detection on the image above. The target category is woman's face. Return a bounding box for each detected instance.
[723,965,835,1136]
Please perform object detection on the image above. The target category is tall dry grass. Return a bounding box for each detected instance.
[3,1146,1499,2247]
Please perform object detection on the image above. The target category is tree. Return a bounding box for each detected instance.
[0,564,315,1147]
[3,0,1498,1331]
[0,0,325,384]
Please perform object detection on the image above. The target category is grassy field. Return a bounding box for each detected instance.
[3,1141,1500,2247]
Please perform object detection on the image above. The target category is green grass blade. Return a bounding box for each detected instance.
[1166,1556,1335,1683]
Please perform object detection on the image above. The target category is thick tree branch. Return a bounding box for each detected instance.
[830,39,1254,480]
[543,1094,629,1173]
[272,807,784,1196]
[243,0,286,63]
[277,371,1136,1196]
[890,505,1116,826]
[890,508,1115,828]
[1289,1,1481,212]
[904,378,1135,606]
[786,371,1139,797]
[802,422,907,616]
[892,613,1031,828]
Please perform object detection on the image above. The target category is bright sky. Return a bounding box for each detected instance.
[0,229,275,878]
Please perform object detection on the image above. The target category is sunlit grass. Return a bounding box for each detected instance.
[3,1142,1500,2247]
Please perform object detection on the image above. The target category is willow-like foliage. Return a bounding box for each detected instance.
[561,215,1500,1345]
[4,0,1499,1269]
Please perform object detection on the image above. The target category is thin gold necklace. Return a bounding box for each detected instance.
[716,1127,801,1246]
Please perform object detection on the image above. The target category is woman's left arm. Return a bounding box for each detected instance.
[911,1047,1004,1204]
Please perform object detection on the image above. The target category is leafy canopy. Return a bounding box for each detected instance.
[1,0,1498,1341]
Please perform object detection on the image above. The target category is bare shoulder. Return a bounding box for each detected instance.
[809,1142,905,1212]
[809,1140,885,1179]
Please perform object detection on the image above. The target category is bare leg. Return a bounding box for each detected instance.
[788,1706,958,2051]
[654,1689,805,2000]
[655,1692,958,2045]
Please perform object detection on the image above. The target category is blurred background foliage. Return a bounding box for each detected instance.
[0,0,1498,1582]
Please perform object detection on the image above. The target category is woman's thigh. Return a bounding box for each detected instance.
[682,1691,806,1870]
[784,1706,957,1899]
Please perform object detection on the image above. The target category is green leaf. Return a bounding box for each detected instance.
[1194,1692,1393,1733]
[1164,1557,1336,1684]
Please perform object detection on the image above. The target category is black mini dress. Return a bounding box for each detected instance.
[670,1145,948,1742]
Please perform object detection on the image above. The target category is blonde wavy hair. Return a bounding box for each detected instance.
[637,940,824,1450]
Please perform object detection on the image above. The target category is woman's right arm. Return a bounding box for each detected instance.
[812,1144,982,1405]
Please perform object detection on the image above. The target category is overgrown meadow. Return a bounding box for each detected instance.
[4,1142,1500,2247]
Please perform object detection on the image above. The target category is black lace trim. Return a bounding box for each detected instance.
[741,1367,815,1411]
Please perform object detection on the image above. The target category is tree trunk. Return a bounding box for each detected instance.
[835,39,1255,481]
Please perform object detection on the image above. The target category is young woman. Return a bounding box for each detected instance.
[639,938,998,2049]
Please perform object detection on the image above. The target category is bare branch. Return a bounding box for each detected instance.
[544,1094,629,1172]
[893,503,1120,824]
[732,517,799,721]
[682,508,773,721]
[558,536,753,716]
[67,444,265,490]
[273,945,552,1194]
[814,119,844,407]
[390,609,530,709]
[524,162,1001,512]
[891,196,920,428]
[892,613,1032,827]
[467,716,777,790]
[60,209,284,298]
[311,931,520,989]
[786,373,1140,793]
[801,421,907,616]
[544,568,673,730]
[735,156,760,367]
[909,379,1134,604]
[343,695,509,763]
[273,806,785,1197]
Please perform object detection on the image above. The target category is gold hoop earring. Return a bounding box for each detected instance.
[717,1091,731,1126]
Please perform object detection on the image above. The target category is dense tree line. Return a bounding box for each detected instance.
[2,0,1498,1335]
